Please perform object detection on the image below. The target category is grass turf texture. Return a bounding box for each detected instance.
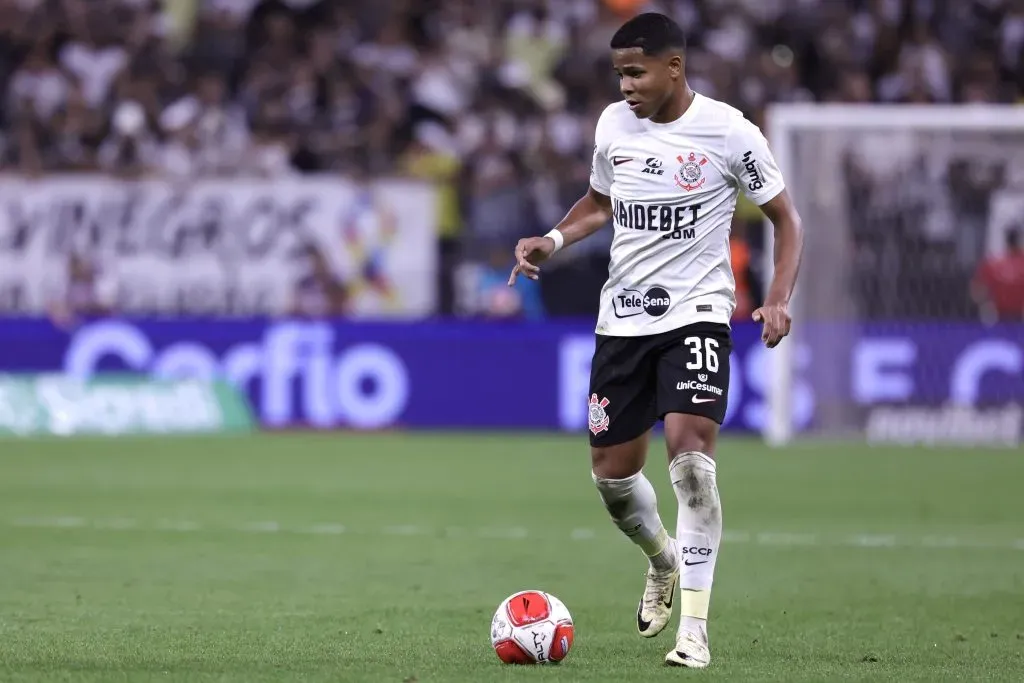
[1,433,1022,682]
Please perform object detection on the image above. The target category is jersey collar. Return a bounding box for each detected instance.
[644,92,704,129]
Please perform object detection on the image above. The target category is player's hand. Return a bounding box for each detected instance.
[507,236,556,285]
[752,301,791,348]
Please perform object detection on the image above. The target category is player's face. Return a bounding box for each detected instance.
[612,48,680,119]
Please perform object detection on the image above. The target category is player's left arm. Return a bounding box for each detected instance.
[726,117,804,348]
[755,190,804,348]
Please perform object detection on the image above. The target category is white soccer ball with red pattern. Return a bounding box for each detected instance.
[490,590,574,664]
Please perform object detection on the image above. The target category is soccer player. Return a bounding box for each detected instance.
[507,13,803,668]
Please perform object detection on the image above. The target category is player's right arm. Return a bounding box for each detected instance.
[508,110,616,285]
[507,186,612,284]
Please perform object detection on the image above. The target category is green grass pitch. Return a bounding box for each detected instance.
[1,432,1022,682]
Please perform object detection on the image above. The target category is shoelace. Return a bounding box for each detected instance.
[641,569,675,609]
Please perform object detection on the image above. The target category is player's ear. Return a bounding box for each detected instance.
[666,53,683,79]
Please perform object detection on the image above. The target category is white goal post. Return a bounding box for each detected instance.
[762,104,1024,446]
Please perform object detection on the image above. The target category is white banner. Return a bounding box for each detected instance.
[0,175,438,317]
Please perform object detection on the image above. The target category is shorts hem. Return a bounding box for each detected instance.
[657,408,725,426]
[588,420,656,448]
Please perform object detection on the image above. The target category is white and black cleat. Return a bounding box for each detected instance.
[665,630,711,668]
[636,564,678,638]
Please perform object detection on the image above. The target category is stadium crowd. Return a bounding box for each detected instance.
[2,0,1022,320]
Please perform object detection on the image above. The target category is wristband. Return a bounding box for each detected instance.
[544,229,564,253]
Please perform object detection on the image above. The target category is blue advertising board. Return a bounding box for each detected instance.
[0,318,1021,438]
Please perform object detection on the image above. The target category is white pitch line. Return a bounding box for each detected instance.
[756,532,818,546]
[477,526,529,539]
[156,519,201,532]
[850,534,897,547]
[305,523,346,535]
[921,535,961,548]
[4,517,1023,552]
[93,517,139,530]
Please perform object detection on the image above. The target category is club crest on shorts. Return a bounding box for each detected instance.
[698,373,708,382]
[675,152,708,191]
[588,394,610,435]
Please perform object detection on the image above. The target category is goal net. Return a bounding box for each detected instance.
[763,104,1024,446]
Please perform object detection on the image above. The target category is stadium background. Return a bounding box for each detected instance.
[1,1,1023,681]
[0,0,1021,437]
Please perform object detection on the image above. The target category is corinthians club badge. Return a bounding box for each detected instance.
[675,152,709,191]
[588,393,610,435]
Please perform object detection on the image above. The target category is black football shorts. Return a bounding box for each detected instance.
[587,321,732,447]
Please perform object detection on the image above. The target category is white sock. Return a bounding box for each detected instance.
[669,452,722,636]
[593,471,676,572]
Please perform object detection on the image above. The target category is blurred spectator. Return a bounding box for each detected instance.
[4,0,1017,179]
[0,0,1020,320]
[398,122,463,314]
[479,243,545,320]
[971,228,1024,323]
[47,252,117,330]
[729,218,756,321]
[290,244,348,318]
[456,242,545,320]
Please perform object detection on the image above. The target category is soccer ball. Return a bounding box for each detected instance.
[490,590,574,664]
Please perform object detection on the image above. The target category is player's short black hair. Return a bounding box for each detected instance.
[609,12,686,55]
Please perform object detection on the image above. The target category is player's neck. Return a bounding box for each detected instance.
[649,85,696,125]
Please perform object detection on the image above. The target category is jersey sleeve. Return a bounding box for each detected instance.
[725,117,785,206]
[589,108,614,196]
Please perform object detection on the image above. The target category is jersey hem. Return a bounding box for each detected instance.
[594,312,732,338]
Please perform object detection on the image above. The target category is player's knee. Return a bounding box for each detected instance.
[663,413,718,459]
[591,443,645,480]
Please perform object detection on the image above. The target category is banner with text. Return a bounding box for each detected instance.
[0,373,255,436]
[0,318,1020,444]
[0,175,437,317]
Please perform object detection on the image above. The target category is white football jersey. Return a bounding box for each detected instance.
[589,93,785,337]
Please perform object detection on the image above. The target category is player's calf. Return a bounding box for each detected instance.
[592,469,676,572]
[591,437,674,571]
[668,449,722,652]
[592,452,679,639]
